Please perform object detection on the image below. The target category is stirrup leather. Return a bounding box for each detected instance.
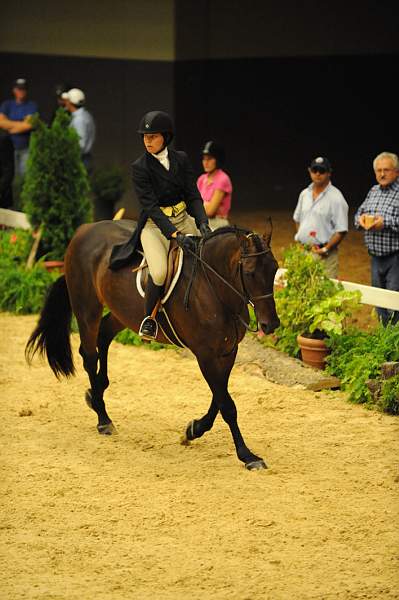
[139,316,159,340]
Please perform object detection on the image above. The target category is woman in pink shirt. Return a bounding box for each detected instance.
[197,141,233,230]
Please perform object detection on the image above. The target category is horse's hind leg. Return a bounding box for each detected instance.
[96,312,124,394]
[188,350,266,470]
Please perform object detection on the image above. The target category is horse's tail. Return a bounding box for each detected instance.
[25,275,75,379]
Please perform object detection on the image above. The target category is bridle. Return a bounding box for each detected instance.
[239,243,275,305]
[183,232,275,332]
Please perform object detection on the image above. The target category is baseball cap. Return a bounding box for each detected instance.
[14,78,27,89]
[61,88,85,106]
[309,156,332,172]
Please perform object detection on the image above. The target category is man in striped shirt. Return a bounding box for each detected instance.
[355,151,399,325]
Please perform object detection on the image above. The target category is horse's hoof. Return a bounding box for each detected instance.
[245,459,267,471]
[185,419,197,441]
[85,390,93,409]
[97,422,116,435]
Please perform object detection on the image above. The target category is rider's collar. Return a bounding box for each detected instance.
[151,146,169,170]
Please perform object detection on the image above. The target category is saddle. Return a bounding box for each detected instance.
[134,239,183,303]
[133,240,188,347]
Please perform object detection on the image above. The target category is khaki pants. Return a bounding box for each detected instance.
[141,211,199,286]
[312,247,339,278]
[209,216,230,230]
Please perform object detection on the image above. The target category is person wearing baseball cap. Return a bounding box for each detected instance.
[50,82,73,122]
[62,88,96,171]
[0,77,38,183]
[293,156,349,277]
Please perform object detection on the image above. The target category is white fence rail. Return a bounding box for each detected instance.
[0,208,30,230]
[275,268,399,311]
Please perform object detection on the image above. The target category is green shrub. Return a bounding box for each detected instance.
[272,244,360,356]
[0,260,59,314]
[326,324,399,407]
[379,374,399,415]
[0,229,32,265]
[21,110,91,260]
[115,328,172,350]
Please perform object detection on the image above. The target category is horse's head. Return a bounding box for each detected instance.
[239,220,280,334]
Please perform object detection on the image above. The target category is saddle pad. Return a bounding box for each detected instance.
[135,247,184,303]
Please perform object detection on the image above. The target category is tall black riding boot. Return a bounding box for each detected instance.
[139,275,163,340]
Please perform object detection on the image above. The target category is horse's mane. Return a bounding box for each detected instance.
[203,225,253,240]
[203,225,266,252]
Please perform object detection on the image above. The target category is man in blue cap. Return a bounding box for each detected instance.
[293,156,349,278]
[0,78,38,179]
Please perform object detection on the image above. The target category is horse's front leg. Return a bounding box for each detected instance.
[182,397,219,444]
[77,311,118,435]
[188,350,266,470]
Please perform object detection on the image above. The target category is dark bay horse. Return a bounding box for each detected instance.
[26,221,280,470]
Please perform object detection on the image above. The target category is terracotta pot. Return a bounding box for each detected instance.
[297,334,329,370]
[42,260,64,273]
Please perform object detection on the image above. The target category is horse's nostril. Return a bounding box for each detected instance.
[261,319,280,334]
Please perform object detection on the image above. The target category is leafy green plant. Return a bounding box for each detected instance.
[379,374,399,415]
[0,229,32,265]
[21,109,91,260]
[326,323,399,407]
[0,260,59,314]
[272,244,361,356]
[115,327,172,350]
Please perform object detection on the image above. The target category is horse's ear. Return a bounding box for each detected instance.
[262,217,273,245]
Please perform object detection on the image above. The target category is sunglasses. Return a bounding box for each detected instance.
[310,166,327,174]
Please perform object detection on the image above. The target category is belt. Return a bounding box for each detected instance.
[160,201,186,217]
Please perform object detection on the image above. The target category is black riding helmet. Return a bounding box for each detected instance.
[138,110,174,146]
[202,140,225,166]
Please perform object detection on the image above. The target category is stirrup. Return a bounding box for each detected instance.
[139,316,158,340]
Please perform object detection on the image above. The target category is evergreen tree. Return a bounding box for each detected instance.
[22,109,91,260]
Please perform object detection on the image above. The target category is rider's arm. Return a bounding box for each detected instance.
[204,189,225,217]
[132,162,178,239]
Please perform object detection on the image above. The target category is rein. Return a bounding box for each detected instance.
[183,234,274,332]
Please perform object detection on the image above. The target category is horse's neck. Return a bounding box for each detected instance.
[202,234,242,298]
[206,234,239,272]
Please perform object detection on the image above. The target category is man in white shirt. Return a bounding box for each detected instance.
[293,156,349,277]
[62,88,95,172]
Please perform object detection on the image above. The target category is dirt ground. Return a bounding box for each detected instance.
[1,212,397,600]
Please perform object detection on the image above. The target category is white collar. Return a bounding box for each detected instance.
[151,146,169,171]
[151,147,168,161]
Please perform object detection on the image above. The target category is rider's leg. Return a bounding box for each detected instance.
[139,224,169,339]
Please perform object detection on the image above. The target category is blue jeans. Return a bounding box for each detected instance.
[371,252,399,326]
[14,148,29,178]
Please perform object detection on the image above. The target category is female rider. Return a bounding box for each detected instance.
[110,110,211,340]
[197,141,233,230]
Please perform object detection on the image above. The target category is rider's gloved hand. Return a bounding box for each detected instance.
[176,233,196,252]
[199,223,212,237]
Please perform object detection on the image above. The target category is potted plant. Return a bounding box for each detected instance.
[271,244,361,368]
[21,109,91,266]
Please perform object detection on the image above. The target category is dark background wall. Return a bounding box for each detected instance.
[174,53,398,213]
[1,1,397,215]
[0,52,174,203]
